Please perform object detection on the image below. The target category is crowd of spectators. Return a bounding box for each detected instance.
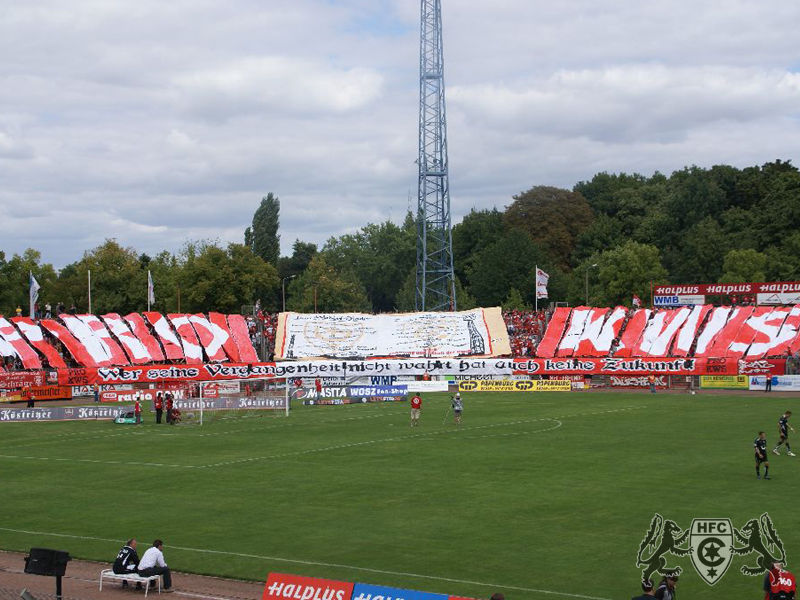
[503,310,549,357]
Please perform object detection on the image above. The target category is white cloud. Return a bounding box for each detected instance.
[1,0,799,267]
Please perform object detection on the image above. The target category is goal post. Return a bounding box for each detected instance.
[170,377,290,426]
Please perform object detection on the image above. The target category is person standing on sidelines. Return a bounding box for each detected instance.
[134,395,142,424]
[410,393,422,427]
[773,411,796,457]
[452,392,463,426]
[165,393,174,424]
[154,392,163,424]
[632,579,655,599]
[654,575,677,599]
[763,561,796,599]
[648,374,656,394]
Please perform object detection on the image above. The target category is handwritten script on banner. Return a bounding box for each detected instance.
[274,308,511,360]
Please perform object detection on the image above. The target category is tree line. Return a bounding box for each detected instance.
[2,160,798,316]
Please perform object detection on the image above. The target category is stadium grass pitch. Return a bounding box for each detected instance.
[0,391,798,599]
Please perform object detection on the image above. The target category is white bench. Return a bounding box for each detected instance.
[100,569,162,596]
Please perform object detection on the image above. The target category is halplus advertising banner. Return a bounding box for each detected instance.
[274,308,511,359]
[262,573,475,600]
[654,281,800,296]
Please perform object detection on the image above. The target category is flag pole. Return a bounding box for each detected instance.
[29,271,35,319]
[535,265,538,312]
[88,269,92,314]
[147,270,151,312]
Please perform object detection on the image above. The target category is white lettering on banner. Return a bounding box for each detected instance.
[655,285,701,295]
[738,359,778,374]
[266,583,344,600]
[610,376,667,387]
[276,308,510,359]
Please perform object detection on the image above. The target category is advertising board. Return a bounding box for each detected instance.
[700,375,749,390]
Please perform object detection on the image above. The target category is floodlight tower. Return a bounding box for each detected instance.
[416,0,456,312]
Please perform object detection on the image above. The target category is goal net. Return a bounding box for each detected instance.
[169,377,290,426]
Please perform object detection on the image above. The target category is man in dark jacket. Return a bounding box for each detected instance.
[632,579,655,599]
[654,575,677,599]
[113,538,141,588]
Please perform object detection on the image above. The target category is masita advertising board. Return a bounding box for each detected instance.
[458,379,571,392]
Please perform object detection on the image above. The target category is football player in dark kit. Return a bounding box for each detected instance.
[755,431,771,480]
[773,411,796,457]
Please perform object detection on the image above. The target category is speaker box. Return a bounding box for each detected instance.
[24,548,71,577]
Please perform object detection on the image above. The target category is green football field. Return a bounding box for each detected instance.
[0,391,798,599]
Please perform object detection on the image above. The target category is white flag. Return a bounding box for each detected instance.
[147,270,155,307]
[29,272,40,319]
[535,268,550,299]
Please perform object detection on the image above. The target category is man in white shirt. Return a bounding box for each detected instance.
[137,539,172,592]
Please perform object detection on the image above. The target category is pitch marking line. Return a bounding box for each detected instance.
[200,406,645,468]
[0,527,613,600]
[0,406,645,470]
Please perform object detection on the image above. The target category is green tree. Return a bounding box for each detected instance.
[51,240,141,314]
[452,208,504,283]
[502,288,530,311]
[287,255,371,313]
[249,192,280,266]
[503,186,593,270]
[323,219,416,312]
[572,241,667,307]
[720,249,767,283]
[181,242,279,313]
[0,249,58,315]
[467,229,553,307]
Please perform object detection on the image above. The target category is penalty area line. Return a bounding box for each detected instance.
[0,527,612,600]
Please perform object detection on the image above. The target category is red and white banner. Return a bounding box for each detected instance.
[124,313,166,362]
[228,314,259,363]
[615,309,651,358]
[102,313,154,364]
[654,281,800,296]
[40,318,100,367]
[210,312,242,362]
[144,312,185,361]
[188,313,229,362]
[535,268,549,299]
[12,317,68,369]
[262,573,353,600]
[535,307,571,358]
[0,317,41,369]
[168,314,203,363]
[79,314,129,365]
[0,370,46,389]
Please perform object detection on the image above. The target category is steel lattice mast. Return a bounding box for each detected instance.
[416,0,456,312]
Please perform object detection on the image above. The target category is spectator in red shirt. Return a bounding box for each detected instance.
[410,393,422,427]
[134,396,142,425]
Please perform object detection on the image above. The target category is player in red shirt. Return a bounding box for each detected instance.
[765,562,796,600]
[410,393,422,427]
[134,397,142,425]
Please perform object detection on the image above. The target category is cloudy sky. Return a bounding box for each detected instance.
[2,0,800,268]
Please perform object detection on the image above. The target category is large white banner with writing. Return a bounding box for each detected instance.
[274,308,510,359]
